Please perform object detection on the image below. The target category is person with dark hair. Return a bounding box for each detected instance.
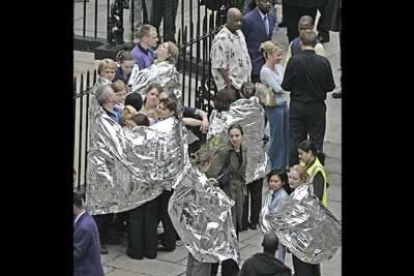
[131,113,150,126]
[157,97,178,120]
[207,124,247,276]
[238,232,292,276]
[262,169,289,262]
[213,87,239,112]
[124,92,144,112]
[284,15,325,64]
[73,192,105,276]
[298,139,328,206]
[242,0,277,84]
[114,50,136,85]
[281,30,335,167]
[140,83,162,124]
[282,0,328,43]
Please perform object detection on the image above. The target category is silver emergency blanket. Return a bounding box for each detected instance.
[128,61,181,96]
[259,192,274,234]
[207,97,270,184]
[168,163,239,263]
[87,101,188,215]
[265,184,342,264]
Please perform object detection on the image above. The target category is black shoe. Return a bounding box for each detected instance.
[248,222,258,230]
[122,0,129,9]
[157,246,175,252]
[100,245,108,255]
[332,91,342,99]
[263,134,269,144]
[278,20,287,28]
[126,248,143,260]
[317,31,330,44]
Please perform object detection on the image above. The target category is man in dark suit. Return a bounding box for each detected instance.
[74,192,104,276]
[242,0,276,84]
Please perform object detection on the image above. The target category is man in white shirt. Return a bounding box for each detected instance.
[211,8,252,93]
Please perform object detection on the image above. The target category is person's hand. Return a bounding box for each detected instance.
[208,178,218,186]
[200,119,209,133]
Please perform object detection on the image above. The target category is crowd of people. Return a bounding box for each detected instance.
[73,1,342,276]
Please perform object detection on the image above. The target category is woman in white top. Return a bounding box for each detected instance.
[260,41,290,172]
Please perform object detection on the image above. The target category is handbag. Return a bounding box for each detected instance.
[265,86,277,107]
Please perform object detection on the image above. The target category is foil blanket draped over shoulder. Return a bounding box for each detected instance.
[207,97,270,184]
[264,184,342,264]
[128,61,181,96]
[86,96,189,215]
[168,163,239,263]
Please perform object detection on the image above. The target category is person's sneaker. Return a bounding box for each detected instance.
[332,90,342,99]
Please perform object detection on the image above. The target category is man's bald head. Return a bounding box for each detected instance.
[262,232,279,254]
[298,15,315,33]
[226,8,243,33]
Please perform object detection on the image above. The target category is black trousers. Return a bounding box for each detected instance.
[285,6,317,43]
[127,199,158,259]
[151,0,179,42]
[292,255,321,276]
[242,178,263,228]
[210,225,240,276]
[289,100,326,166]
[93,214,112,245]
[157,190,177,251]
[251,74,261,84]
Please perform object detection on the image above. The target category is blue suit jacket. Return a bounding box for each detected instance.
[74,212,104,276]
[242,8,276,77]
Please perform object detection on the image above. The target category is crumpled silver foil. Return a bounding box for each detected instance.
[259,192,274,234]
[265,184,342,264]
[207,97,270,184]
[86,105,188,214]
[128,61,181,96]
[168,163,239,263]
[147,117,188,190]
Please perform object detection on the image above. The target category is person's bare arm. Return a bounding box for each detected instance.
[195,109,209,133]
[217,68,232,88]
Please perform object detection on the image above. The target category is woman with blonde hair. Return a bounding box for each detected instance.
[260,40,290,173]
[129,41,181,96]
[97,58,117,83]
[287,164,322,276]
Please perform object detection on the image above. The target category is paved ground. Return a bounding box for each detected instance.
[73,5,342,275]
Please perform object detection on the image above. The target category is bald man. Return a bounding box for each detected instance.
[238,232,292,276]
[284,15,326,65]
[210,8,252,94]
